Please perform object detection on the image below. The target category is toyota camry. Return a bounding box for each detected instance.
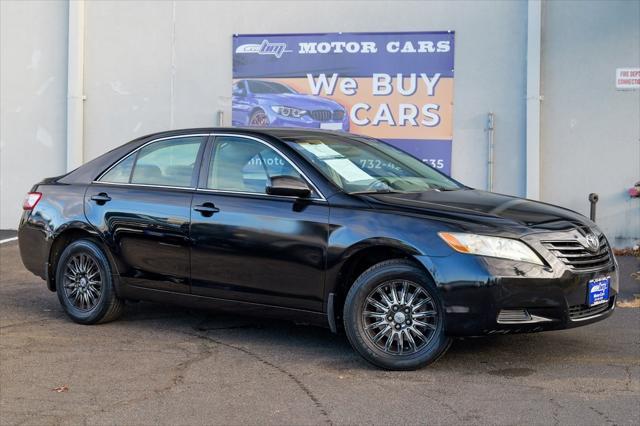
[18,128,618,370]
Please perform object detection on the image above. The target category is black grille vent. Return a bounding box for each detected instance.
[542,235,611,270]
[310,110,332,122]
[568,298,612,320]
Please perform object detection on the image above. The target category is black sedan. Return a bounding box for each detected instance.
[18,128,618,370]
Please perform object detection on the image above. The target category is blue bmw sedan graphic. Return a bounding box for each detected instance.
[232,79,350,131]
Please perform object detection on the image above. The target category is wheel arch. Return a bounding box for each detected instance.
[248,106,268,124]
[47,224,118,292]
[327,240,435,331]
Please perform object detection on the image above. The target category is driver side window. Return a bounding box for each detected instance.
[206,136,305,194]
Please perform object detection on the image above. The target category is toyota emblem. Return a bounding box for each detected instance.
[585,233,599,252]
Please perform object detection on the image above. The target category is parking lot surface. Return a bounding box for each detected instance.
[1,240,639,425]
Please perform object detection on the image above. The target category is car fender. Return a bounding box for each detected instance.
[324,237,424,298]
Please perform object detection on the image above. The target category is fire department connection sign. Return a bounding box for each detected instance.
[232,31,455,174]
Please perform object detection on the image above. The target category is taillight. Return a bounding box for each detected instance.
[22,192,42,210]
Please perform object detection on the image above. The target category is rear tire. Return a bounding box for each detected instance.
[55,239,124,324]
[343,259,451,370]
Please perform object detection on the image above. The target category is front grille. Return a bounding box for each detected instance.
[332,110,345,121]
[542,235,611,270]
[568,298,613,320]
[310,110,332,122]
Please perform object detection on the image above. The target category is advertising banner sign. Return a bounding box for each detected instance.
[233,31,455,174]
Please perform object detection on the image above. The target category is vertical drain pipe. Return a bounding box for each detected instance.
[526,0,543,200]
[487,112,495,192]
[589,193,599,222]
[66,0,85,171]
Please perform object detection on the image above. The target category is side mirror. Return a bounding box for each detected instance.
[266,176,312,198]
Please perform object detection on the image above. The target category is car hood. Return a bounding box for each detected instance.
[363,189,591,235]
[255,93,343,110]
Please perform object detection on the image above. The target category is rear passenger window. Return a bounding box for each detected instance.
[100,137,204,187]
[130,137,204,187]
[101,154,135,183]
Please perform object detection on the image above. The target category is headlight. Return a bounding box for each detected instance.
[438,232,544,265]
[270,105,307,118]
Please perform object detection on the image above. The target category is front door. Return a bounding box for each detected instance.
[190,135,329,311]
[85,135,207,293]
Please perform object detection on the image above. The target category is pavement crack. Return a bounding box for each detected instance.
[622,364,635,392]
[548,398,564,426]
[168,339,216,389]
[94,340,216,416]
[189,329,333,425]
[589,405,616,425]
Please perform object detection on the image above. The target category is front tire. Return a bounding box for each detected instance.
[249,109,270,127]
[55,239,124,324]
[343,259,451,370]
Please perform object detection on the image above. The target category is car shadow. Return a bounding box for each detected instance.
[116,300,567,373]
[11,291,614,374]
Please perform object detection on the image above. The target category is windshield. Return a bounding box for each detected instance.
[283,134,462,194]
[247,80,295,94]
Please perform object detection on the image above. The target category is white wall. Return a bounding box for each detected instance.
[0,0,68,228]
[1,0,637,247]
[82,0,528,196]
[540,0,640,247]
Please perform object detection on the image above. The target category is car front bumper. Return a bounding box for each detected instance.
[415,252,619,337]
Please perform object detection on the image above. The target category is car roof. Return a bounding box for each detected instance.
[133,127,354,141]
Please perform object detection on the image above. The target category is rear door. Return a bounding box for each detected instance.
[85,134,208,293]
[190,135,329,311]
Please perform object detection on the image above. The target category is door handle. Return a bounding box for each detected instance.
[90,193,111,204]
[193,202,220,216]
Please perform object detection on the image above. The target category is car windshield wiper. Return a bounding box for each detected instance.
[349,189,404,195]
[430,186,462,192]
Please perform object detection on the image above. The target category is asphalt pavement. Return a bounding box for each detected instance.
[0,230,17,241]
[1,240,638,425]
